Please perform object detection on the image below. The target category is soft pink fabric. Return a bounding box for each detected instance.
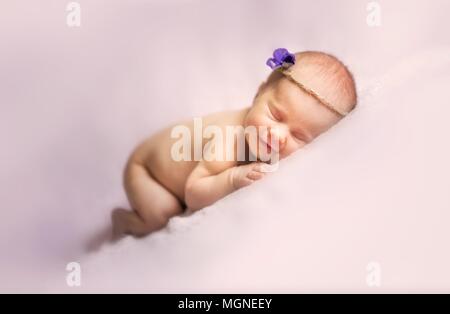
[1,0,449,292]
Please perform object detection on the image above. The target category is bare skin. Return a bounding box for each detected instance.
[112,108,256,238]
[112,51,356,239]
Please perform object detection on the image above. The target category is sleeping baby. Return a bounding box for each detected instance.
[112,49,357,238]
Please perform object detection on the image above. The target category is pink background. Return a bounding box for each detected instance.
[1,0,449,292]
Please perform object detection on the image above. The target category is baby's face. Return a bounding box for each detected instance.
[244,74,342,160]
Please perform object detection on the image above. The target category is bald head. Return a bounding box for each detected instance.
[264,51,357,116]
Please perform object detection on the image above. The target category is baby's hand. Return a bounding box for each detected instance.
[231,162,266,189]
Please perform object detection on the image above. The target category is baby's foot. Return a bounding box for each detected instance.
[231,162,266,189]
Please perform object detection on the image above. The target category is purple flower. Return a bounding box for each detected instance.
[266,48,296,70]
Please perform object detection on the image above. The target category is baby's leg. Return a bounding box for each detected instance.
[112,161,183,238]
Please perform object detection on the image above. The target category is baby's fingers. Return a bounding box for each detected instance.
[251,162,267,172]
[246,169,265,181]
[240,177,254,187]
[253,162,278,173]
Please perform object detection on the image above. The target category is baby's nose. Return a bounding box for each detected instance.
[268,127,286,151]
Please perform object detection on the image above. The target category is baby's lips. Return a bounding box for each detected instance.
[259,137,279,154]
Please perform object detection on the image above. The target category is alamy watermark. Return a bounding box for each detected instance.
[366,261,382,287]
[366,2,382,27]
[170,118,280,171]
[66,262,81,287]
[66,2,81,27]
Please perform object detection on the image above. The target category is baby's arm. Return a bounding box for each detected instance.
[184,161,266,212]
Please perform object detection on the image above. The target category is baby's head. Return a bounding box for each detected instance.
[244,50,357,160]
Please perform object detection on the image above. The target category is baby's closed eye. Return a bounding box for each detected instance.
[268,103,282,121]
[291,130,307,143]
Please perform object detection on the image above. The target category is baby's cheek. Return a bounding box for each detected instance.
[258,117,275,131]
[283,141,304,157]
[247,107,269,126]
[247,113,263,127]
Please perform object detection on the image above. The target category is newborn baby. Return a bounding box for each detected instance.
[112,49,357,238]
